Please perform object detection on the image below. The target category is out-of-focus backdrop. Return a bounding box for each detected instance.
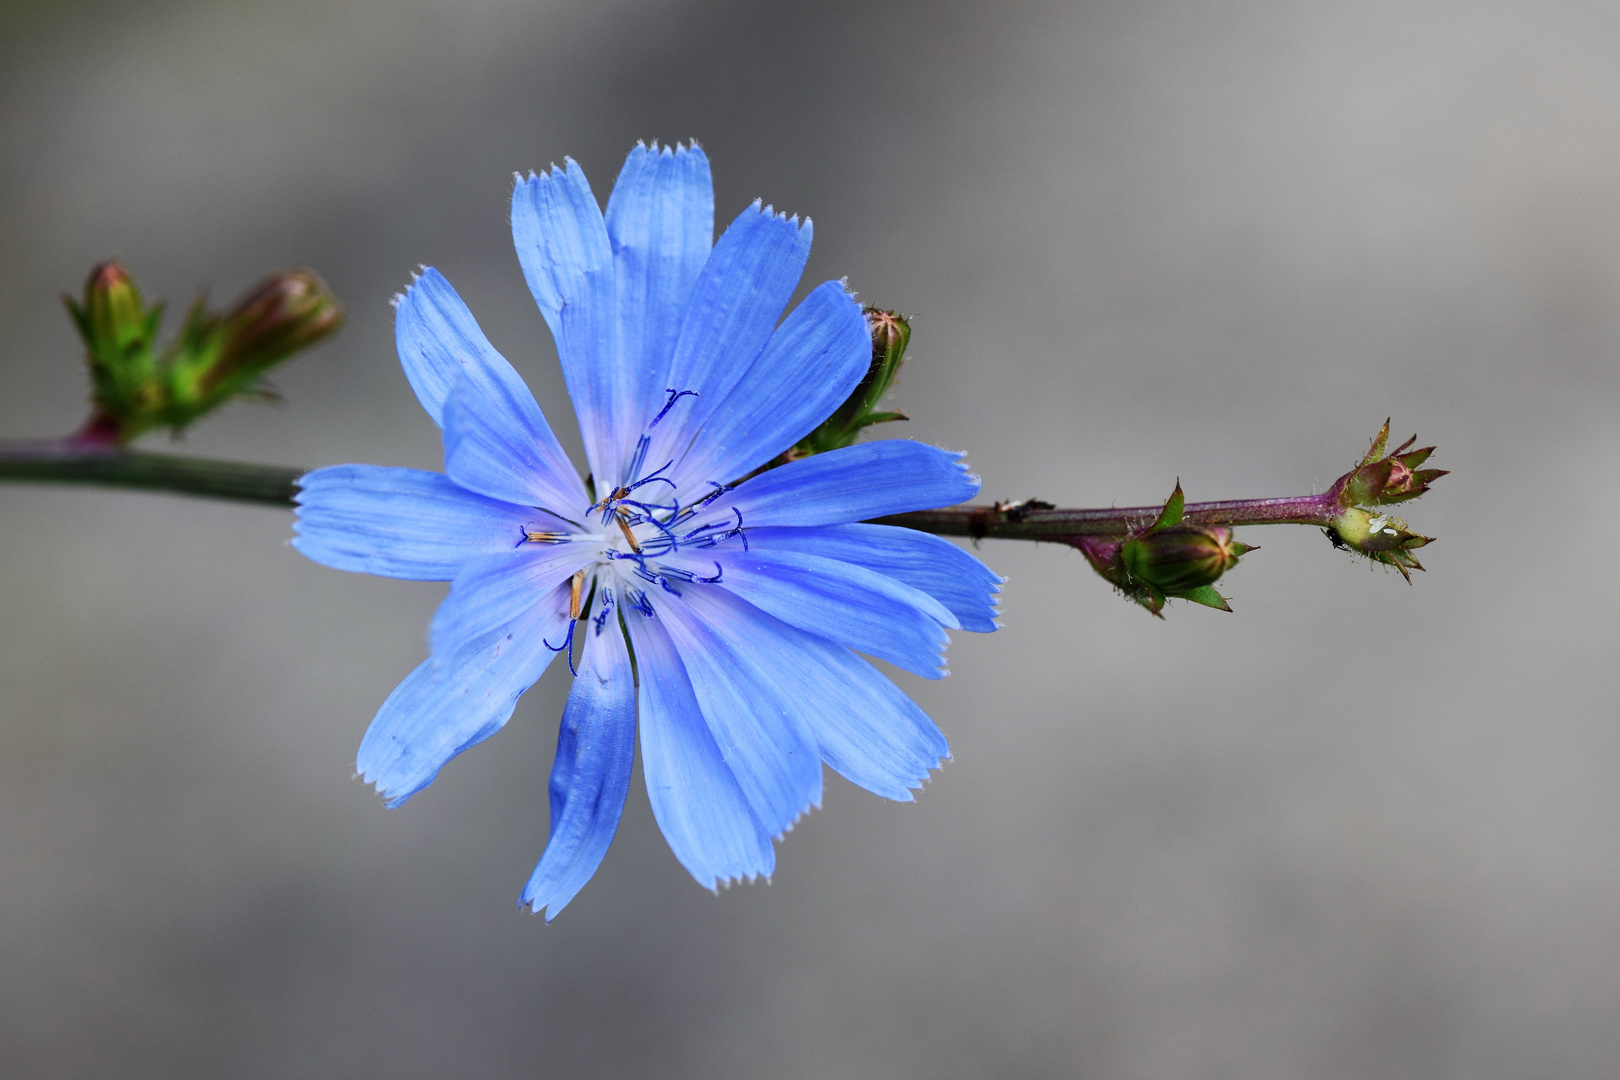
[2,1,1618,1076]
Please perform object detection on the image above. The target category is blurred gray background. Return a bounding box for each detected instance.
[2,0,1617,1076]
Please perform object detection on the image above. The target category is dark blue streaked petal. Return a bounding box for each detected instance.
[628,612,776,890]
[510,161,623,483]
[706,440,980,527]
[653,586,823,839]
[675,279,869,489]
[661,547,956,679]
[441,375,588,515]
[428,542,598,660]
[522,607,637,920]
[604,142,714,452]
[357,592,571,807]
[744,524,1005,633]
[641,202,812,477]
[292,465,535,581]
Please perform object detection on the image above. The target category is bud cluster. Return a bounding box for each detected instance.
[64,261,343,445]
[1323,421,1445,580]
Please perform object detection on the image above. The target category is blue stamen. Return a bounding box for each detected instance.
[647,388,699,430]
[593,589,615,636]
[626,460,676,492]
[543,619,579,677]
[624,435,651,486]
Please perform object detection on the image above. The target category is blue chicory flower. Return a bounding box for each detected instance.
[292,143,1002,918]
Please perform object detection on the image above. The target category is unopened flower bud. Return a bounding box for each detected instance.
[1072,482,1256,617]
[72,261,151,358]
[1327,507,1432,581]
[1337,420,1447,507]
[206,271,343,391]
[1121,525,1254,594]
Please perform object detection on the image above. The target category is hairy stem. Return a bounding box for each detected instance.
[0,441,1342,535]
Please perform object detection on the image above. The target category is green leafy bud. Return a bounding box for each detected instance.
[67,262,154,360]
[1121,525,1253,595]
[1326,506,1432,581]
[64,262,168,444]
[169,271,344,405]
[1075,482,1256,617]
[1338,419,1448,507]
[61,262,342,445]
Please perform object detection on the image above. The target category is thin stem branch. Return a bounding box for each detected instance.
[877,494,1342,541]
[0,440,1341,537]
[0,440,301,505]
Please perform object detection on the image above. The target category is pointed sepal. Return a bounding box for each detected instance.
[1149,481,1185,531]
[1176,585,1232,611]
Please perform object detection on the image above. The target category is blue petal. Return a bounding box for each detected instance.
[292,465,535,580]
[661,547,956,679]
[653,585,824,839]
[521,607,637,920]
[670,587,950,802]
[395,266,581,503]
[709,440,980,527]
[750,616,949,801]
[510,161,623,484]
[604,142,714,456]
[674,279,869,489]
[743,524,1004,633]
[428,542,597,660]
[641,202,812,479]
[627,612,776,889]
[441,375,588,515]
[358,593,571,807]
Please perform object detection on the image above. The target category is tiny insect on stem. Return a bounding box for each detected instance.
[569,570,585,620]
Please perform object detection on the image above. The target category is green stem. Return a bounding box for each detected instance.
[0,439,301,505]
[0,440,1341,536]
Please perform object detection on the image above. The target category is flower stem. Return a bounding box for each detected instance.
[0,440,1342,536]
[0,439,301,505]
[876,493,1343,541]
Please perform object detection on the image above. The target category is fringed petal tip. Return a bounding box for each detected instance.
[517,156,582,185]
[521,892,572,922]
[361,771,414,810]
[388,267,429,307]
[775,795,823,841]
[630,137,705,158]
[709,869,772,895]
[892,753,952,803]
[355,758,418,809]
[740,198,813,236]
